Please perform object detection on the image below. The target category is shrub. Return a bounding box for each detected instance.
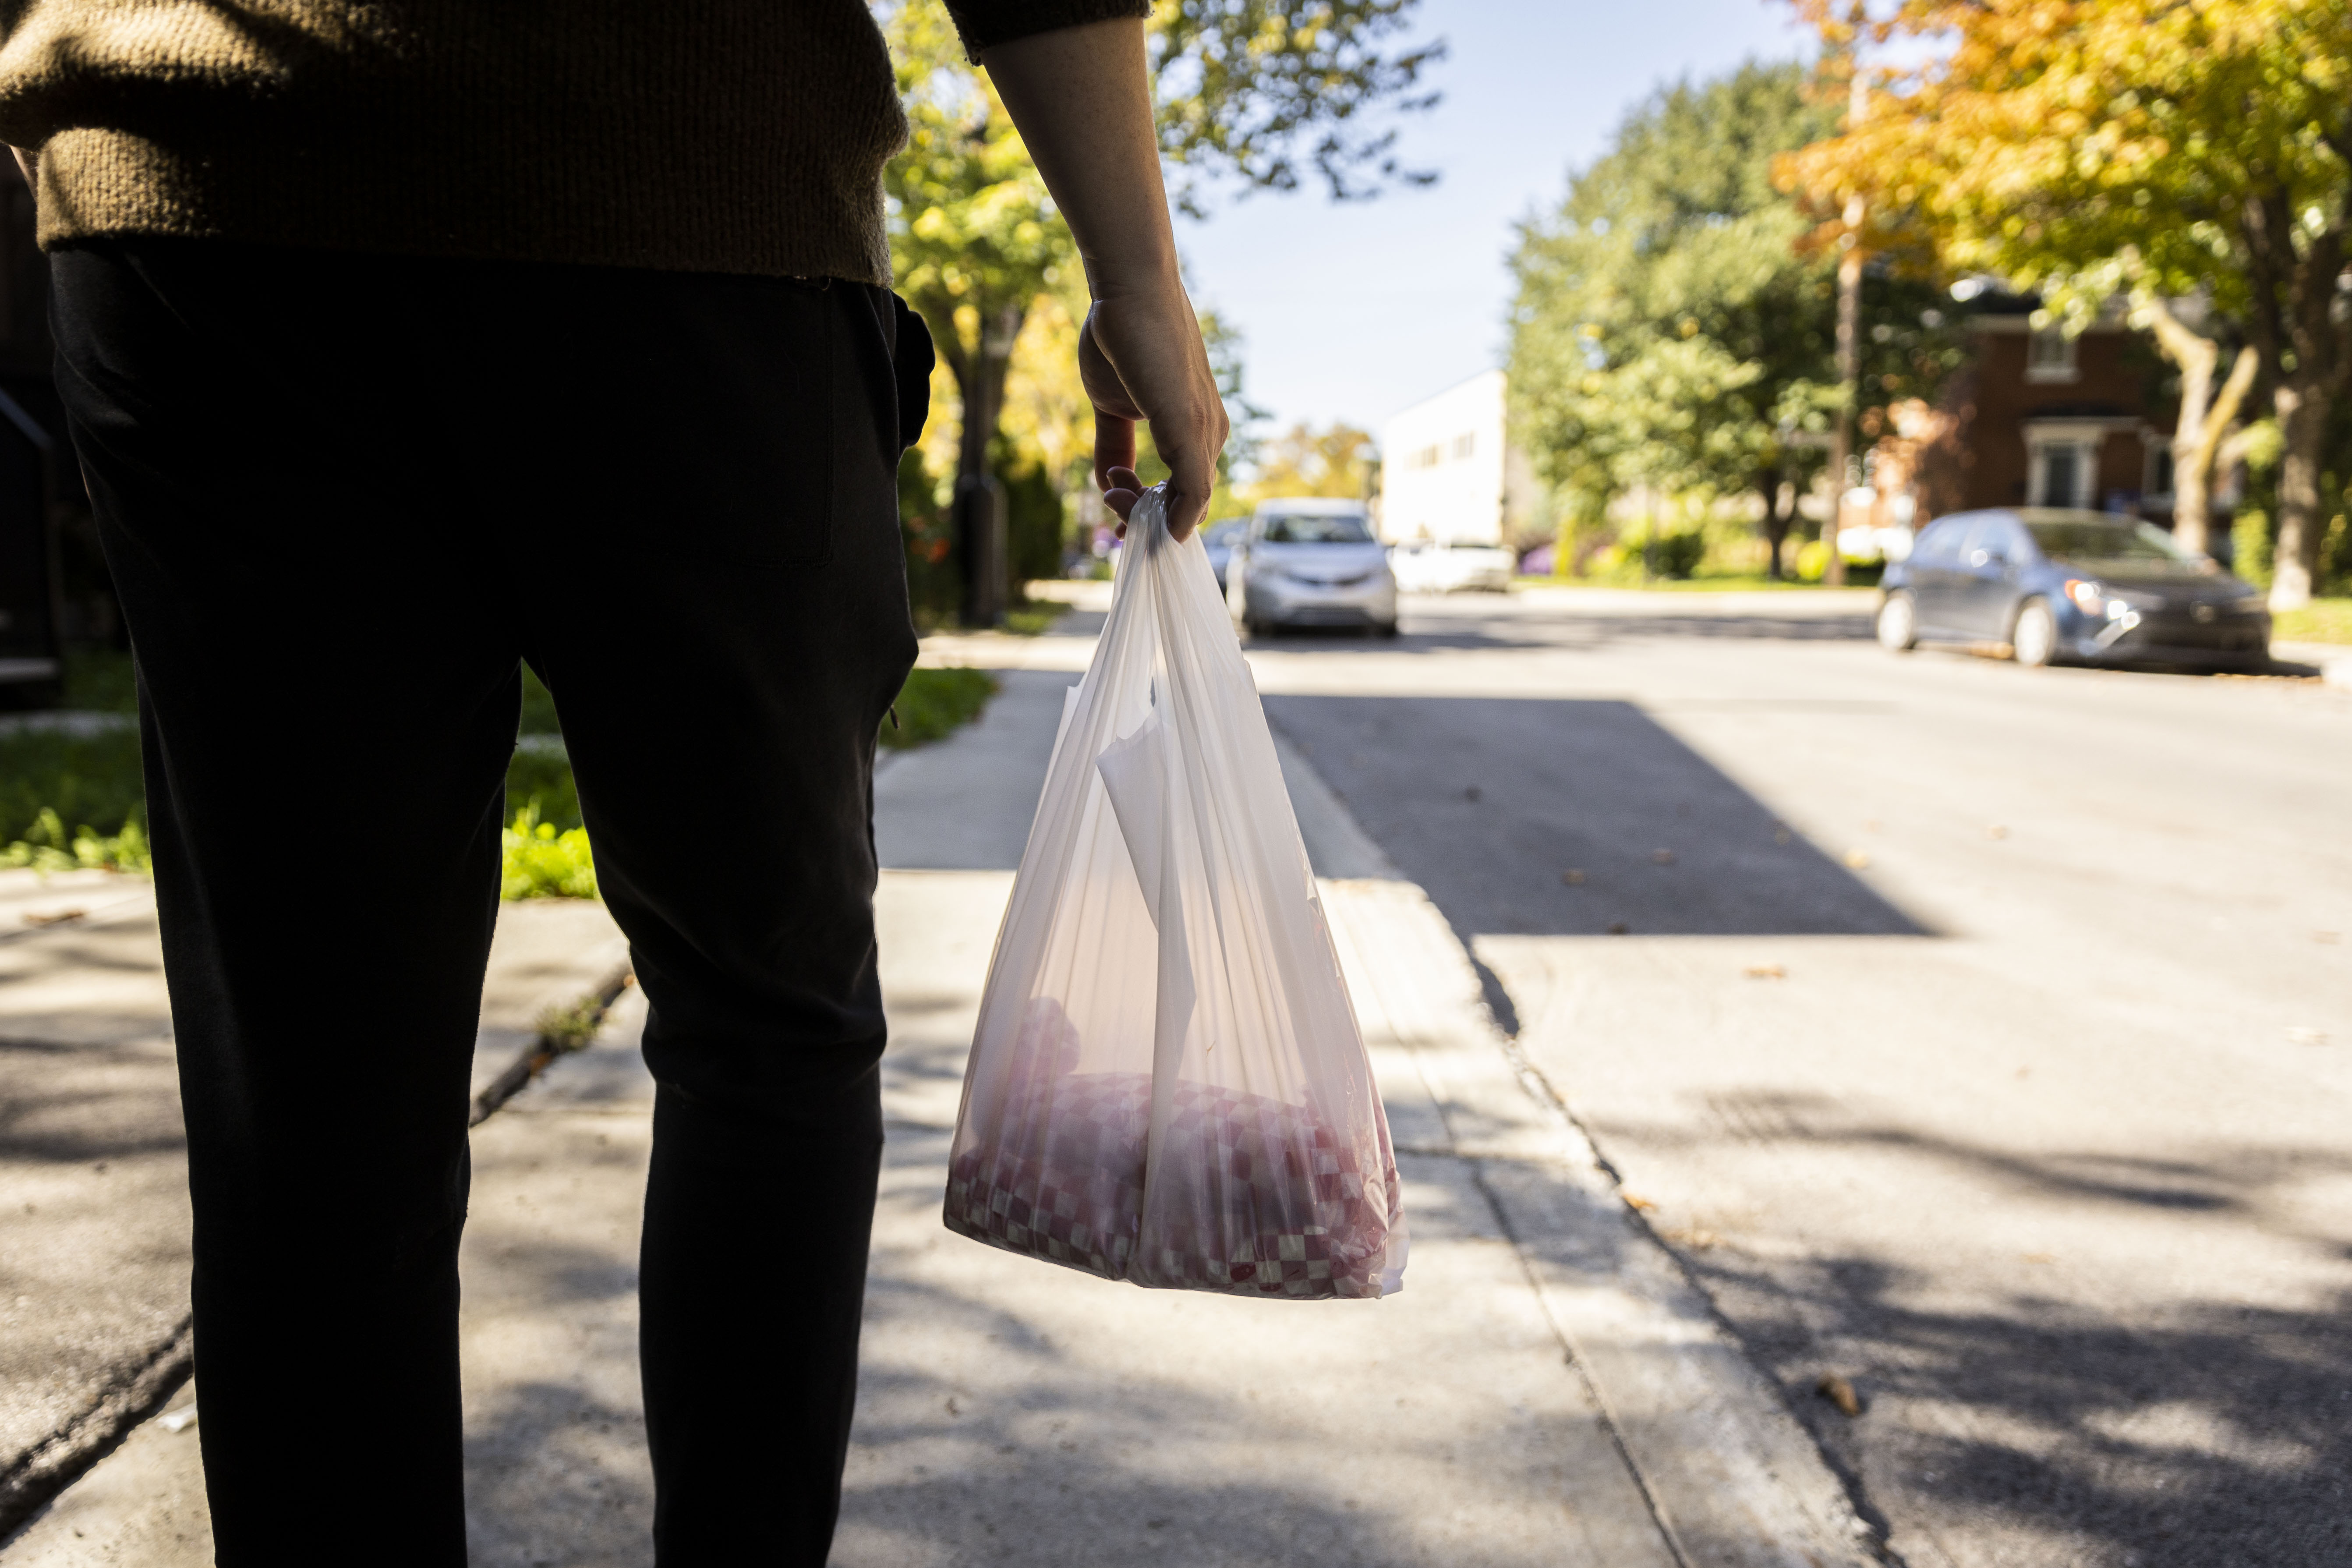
[502,803,596,900]
[1002,453,1067,586]
[504,747,583,832]
[2232,509,2273,588]
[0,807,151,874]
[0,726,150,870]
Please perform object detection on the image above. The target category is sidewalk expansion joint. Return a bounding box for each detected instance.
[469,963,637,1126]
[0,1315,193,1543]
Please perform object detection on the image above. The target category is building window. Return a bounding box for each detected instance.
[2144,441,2175,501]
[2026,326,2080,384]
[1408,443,1442,469]
[2030,439,2094,507]
[1450,432,1476,460]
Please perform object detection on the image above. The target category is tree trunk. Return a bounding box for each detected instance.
[944,301,1027,626]
[2270,375,2330,610]
[2140,295,2258,558]
[2234,192,2345,611]
[1758,467,1788,580]
[1827,240,1860,588]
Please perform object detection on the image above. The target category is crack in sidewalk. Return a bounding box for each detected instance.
[1,956,637,1551]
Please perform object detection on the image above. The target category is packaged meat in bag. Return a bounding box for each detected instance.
[943,485,1407,1300]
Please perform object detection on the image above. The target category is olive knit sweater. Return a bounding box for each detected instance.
[0,0,1147,283]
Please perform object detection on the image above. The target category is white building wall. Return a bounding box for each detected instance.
[1379,370,1509,545]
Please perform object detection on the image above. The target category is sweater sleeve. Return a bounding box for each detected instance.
[945,0,1154,59]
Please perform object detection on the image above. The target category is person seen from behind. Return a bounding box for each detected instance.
[0,2,1224,1562]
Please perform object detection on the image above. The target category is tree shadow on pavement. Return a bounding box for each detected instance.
[1266,694,1925,938]
[0,1033,186,1163]
[1632,1098,2352,1568]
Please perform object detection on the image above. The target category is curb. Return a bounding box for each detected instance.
[2270,640,2352,686]
[1273,725,1884,1567]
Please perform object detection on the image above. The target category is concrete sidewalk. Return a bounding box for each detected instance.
[0,877,632,1548]
[5,612,1875,1565]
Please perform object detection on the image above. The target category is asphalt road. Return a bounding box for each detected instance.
[1247,587,2352,1568]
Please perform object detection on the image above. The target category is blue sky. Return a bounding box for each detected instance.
[1174,0,1817,447]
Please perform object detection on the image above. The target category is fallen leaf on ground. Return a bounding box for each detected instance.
[1744,963,1786,980]
[1662,1226,1722,1249]
[1816,1373,1862,1418]
[1607,920,1630,935]
[1843,849,1872,870]
[1987,825,2009,840]
[1620,1192,1658,1212]
[2020,1252,2055,1264]
[1774,830,1793,845]
[1561,869,1585,885]
[2315,931,2340,945]
[1464,786,1482,802]
[1652,849,1676,865]
[2286,1026,2329,1046]
[22,909,87,927]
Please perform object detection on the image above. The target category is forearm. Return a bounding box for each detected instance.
[979,17,1225,535]
[981,20,1176,298]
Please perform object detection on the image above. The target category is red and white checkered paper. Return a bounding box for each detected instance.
[944,1005,1400,1299]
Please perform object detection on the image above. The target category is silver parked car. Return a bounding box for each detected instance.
[1201,518,1247,590]
[1225,500,1398,637]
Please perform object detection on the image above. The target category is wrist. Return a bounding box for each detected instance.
[1085,253,1185,304]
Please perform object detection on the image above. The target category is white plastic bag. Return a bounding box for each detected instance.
[944,485,1407,1300]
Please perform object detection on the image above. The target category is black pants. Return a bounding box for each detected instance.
[51,240,926,1566]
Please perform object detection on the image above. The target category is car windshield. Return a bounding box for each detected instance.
[2020,513,2202,569]
[1203,521,1245,547]
[1261,513,1372,544]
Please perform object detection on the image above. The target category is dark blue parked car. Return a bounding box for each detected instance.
[1877,508,2272,670]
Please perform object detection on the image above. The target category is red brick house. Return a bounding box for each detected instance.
[1864,293,2179,542]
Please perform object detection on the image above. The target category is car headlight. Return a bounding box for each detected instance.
[2065,578,2104,613]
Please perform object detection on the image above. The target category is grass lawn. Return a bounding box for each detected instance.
[2,655,999,889]
[1002,604,1064,636]
[2274,598,2352,645]
[883,666,997,748]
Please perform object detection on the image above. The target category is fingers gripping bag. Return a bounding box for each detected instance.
[944,485,1407,1300]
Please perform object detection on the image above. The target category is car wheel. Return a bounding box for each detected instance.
[2010,597,2059,667]
[1876,591,1918,652]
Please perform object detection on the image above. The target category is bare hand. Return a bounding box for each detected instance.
[979,21,1227,543]
[1082,289,1227,541]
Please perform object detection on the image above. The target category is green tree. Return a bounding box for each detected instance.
[1243,422,1376,502]
[1508,62,1960,579]
[1784,0,2352,608]
[885,0,1439,619]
